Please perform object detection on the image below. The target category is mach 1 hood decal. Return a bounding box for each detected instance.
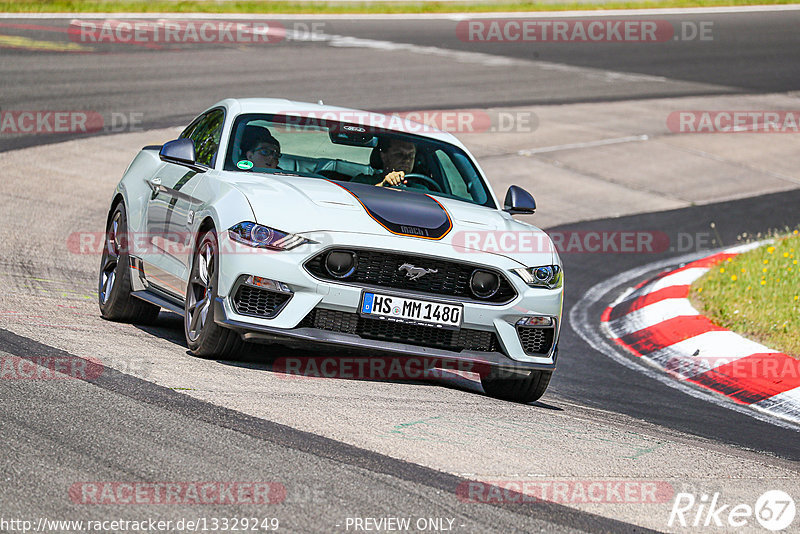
[329,180,452,240]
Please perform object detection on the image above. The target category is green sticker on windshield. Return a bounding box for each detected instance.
[237,160,254,170]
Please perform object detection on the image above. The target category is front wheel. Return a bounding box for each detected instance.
[184,229,244,359]
[480,369,552,404]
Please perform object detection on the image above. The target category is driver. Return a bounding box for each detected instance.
[351,137,416,187]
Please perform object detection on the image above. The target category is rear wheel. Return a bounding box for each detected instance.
[98,202,160,323]
[480,369,552,404]
[185,229,245,359]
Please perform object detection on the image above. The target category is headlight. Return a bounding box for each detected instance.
[512,265,563,289]
[228,222,310,250]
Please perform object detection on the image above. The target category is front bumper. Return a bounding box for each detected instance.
[215,230,563,368]
[214,297,557,374]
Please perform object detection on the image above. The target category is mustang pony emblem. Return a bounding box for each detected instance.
[398,263,438,281]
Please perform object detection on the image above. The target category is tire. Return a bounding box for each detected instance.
[184,229,245,359]
[98,202,161,324]
[480,369,552,404]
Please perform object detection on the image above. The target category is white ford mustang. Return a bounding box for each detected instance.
[99,98,563,402]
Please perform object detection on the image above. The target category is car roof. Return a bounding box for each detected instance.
[208,97,469,149]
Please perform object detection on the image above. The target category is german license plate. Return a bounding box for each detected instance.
[360,292,462,329]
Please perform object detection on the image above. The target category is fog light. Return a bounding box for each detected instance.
[516,316,553,327]
[245,275,291,293]
[325,250,357,279]
[470,270,500,298]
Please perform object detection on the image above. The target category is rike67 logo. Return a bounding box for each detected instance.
[669,490,795,531]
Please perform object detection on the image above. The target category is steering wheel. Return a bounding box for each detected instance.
[398,173,442,193]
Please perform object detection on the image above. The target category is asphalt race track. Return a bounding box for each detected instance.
[2,9,800,152]
[0,7,799,534]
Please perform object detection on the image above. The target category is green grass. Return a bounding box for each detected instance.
[0,0,796,14]
[691,230,800,358]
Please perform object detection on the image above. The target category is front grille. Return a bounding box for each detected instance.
[516,326,555,355]
[298,308,500,353]
[304,249,516,304]
[232,285,292,319]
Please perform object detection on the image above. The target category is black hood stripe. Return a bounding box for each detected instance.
[329,180,452,240]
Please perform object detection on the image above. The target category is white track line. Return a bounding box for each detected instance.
[319,34,667,82]
[570,247,800,431]
[518,135,649,156]
[755,387,800,422]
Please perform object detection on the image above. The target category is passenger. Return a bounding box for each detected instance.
[240,126,282,169]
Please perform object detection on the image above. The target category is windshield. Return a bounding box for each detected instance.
[223,113,496,208]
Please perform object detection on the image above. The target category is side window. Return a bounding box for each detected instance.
[179,109,225,167]
[178,117,201,140]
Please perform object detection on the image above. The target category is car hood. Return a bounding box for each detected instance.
[227,172,556,267]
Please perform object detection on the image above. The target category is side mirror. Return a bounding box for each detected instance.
[159,138,207,172]
[504,185,536,215]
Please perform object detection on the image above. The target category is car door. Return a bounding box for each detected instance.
[143,108,225,300]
